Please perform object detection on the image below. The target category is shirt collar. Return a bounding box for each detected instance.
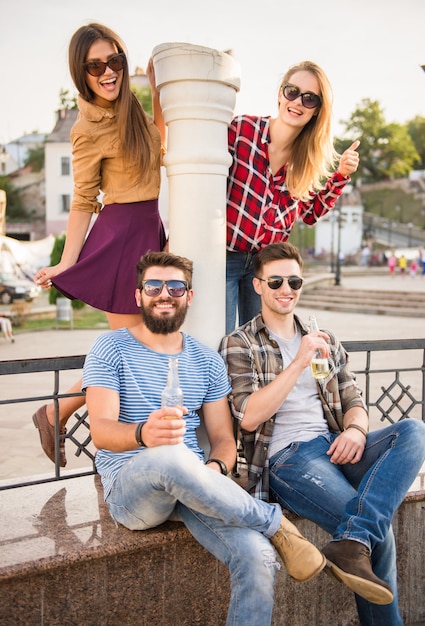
[78,95,116,122]
[253,312,310,338]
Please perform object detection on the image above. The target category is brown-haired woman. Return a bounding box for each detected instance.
[33,23,167,466]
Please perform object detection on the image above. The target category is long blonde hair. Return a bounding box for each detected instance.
[69,23,153,171]
[280,61,338,201]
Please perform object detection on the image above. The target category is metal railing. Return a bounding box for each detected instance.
[0,355,93,491]
[1,338,425,491]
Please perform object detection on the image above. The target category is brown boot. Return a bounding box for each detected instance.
[270,516,326,582]
[323,540,394,605]
[33,405,67,467]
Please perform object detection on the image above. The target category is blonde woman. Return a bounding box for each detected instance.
[226,60,359,332]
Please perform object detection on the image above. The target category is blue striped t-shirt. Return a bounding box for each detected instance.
[82,329,231,498]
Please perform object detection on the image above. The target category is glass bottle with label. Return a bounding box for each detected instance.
[309,316,330,380]
[161,357,184,418]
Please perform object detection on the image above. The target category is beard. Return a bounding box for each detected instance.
[140,298,189,334]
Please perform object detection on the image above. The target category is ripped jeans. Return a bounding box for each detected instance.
[106,444,281,626]
[269,419,425,626]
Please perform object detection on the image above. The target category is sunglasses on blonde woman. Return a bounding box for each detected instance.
[83,53,126,77]
[282,84,321,109]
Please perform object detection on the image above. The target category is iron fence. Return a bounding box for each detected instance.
[1,338,424,491]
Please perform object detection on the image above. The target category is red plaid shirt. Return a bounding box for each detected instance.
[226,115,348,252]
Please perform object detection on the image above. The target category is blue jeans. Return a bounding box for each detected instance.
[226,251,261,334]
[106,444,281,626]
[269,419,425,626]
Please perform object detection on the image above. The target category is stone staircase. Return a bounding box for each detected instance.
[301,285,425,317]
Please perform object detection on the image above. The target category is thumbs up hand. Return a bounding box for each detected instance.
[338,140,360,177]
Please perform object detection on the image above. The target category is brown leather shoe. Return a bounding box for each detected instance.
[323,539,394,605]
[32,405,67,467]
[270,515,326,582]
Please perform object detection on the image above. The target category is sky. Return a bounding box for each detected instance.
[1,0,425,145]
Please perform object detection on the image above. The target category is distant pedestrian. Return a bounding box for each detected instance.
[0,314,15,342]
[387,253,397,277]
[360,245,370,266]
[421,248,425,278]
[409,259,417,278]
[399,255,407,278]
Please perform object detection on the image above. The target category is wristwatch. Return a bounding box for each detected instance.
[205,458,228,475]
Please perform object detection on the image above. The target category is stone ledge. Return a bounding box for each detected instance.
[1,475,424,625]
[0,475,186,581]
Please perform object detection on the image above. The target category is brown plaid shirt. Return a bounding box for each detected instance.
[219,314,367,501]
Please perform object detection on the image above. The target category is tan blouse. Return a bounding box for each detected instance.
[70,96,162,213]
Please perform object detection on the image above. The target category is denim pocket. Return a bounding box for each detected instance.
[269,442,299,472]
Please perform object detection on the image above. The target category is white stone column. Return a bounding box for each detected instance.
[152,43,240,349]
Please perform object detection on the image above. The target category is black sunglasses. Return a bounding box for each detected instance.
[140,279,189,298]
[83,53,126,77]
[257,275,304,291]
[282,83,321,109]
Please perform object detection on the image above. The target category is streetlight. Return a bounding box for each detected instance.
[407,222,413,247]
[329,213,336,273]
[334,184,352,286]
[335,204,343,286]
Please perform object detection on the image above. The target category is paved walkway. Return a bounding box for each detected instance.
[0,271,424,482]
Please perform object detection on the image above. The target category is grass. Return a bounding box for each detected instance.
[12,304,109,333]
[360,187,425,229]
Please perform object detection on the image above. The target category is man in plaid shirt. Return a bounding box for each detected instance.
[220,241,425,625]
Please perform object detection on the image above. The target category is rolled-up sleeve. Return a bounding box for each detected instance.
[70,131,103,214]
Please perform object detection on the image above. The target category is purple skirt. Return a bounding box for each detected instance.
[53,200,166,314]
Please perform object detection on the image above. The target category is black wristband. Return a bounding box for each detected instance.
[205,458,228,475]
[135,422,146,447]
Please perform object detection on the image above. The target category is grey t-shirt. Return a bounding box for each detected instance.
[267,326,329,459]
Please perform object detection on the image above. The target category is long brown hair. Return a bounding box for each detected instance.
[68,23,153,170]
[279,61,338,201]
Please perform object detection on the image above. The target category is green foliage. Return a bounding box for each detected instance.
[337,99,420,182]
[24,145,45,172]
[0,175,27,219]
[381,123,420,178]
[48,234,85,309]
[59,88,78,110]
[289,220,316,252]
[407,116,425,169]
[131,85,153,116]
[360,187,425,229]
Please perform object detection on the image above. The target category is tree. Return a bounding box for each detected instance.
[0,176,27,219]
[379,123,420,179]
[59,88,78,110]
[337,99,419,182]
[407,116,425,169]
[131,85,153,116]
[24,145,45,172]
